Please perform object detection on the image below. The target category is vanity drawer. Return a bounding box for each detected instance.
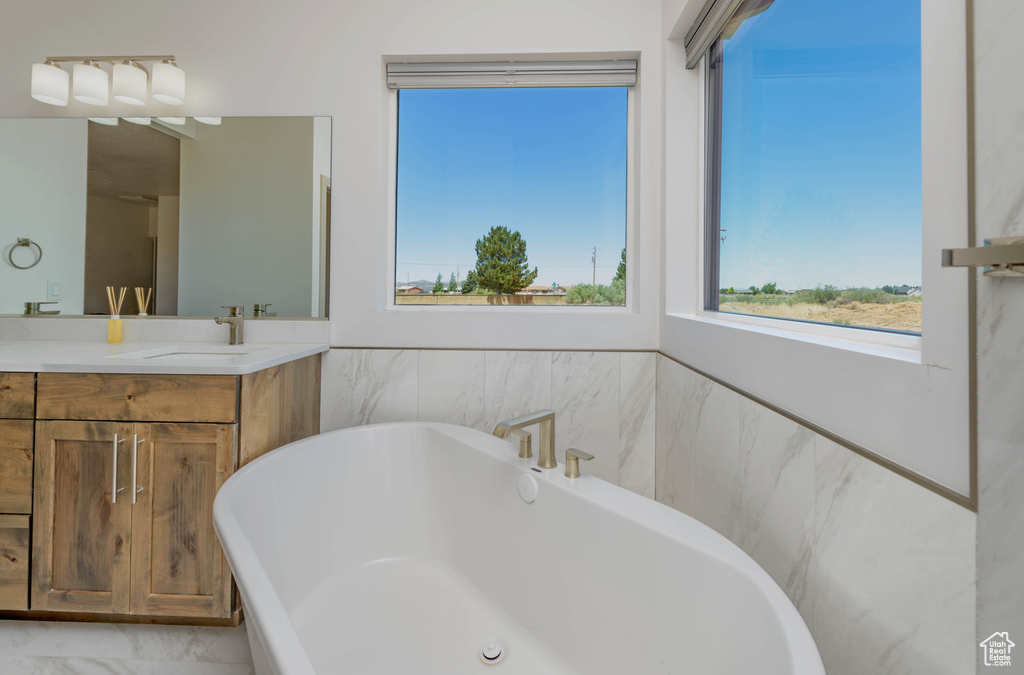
[0,515,29,611]
[0,373,35,419]
[0,420,33,514]
[36,373,239,423]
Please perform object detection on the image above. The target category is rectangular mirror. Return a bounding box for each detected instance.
[0,116,331,319]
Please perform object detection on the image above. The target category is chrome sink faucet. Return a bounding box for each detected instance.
[214,305,244,345]
[493,409,556,469]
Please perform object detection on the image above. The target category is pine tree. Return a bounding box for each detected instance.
[448,272,458,293]
[432,273,444,294]
[613,248,626,283]
[461,270,479,294]
[472,226,538,294]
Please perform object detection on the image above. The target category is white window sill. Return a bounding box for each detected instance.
[668,310,923,364]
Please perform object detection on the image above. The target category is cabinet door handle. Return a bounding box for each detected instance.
[112,434,126,503]
[132,435,145,504]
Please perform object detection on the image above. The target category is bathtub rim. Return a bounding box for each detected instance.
[213,421,824,675]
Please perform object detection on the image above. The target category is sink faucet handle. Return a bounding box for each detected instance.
[508,429,533,459]
[220,305,243,317]
[564,448,594,479]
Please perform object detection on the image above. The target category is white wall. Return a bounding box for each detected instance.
[178,117,315,316]
[0,119,86,315]
[0,0,662,350]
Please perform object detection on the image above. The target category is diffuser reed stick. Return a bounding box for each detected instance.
[106,286,126,315]
[134,287,152,315]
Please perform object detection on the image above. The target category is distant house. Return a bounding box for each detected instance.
[894,285,912,295]
[397,285,425,294]
[520,285,568,295]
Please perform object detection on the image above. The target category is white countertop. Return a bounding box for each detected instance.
[0,341,330,375]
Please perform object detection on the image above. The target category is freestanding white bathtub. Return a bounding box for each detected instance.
[213,422,824,675]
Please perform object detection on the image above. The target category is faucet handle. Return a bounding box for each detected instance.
[220,305,243,317]
[564,448,594,479]
[508,429,533,459]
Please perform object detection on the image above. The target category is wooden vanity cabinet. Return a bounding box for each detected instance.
[32,420,236,618]
[12,353,321,624]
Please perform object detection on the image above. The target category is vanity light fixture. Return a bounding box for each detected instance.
[157,116,186,125]
[30,61,69,106]
[72,61,108,105]
[152,60,185,105]
[194,116,222,125]
[122,117,152,125]
[112,60,148,106]
[87,117,119,126]
[29,55,184,107]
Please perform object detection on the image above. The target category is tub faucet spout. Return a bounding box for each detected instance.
[493,410,556,469]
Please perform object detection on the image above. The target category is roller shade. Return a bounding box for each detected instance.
[684,0,775,69]
[386,60,637,89]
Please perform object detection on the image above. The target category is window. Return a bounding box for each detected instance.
[704,0,922,333]
[389,62,633,307]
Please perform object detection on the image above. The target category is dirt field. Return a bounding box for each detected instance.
[719,300,922,332]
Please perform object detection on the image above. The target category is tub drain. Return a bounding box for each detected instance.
[479,641,505,665]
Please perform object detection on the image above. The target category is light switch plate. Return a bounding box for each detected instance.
[47,280,62,301]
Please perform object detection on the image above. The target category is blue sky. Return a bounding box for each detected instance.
[719,0,922,291]
[395,87,627,287]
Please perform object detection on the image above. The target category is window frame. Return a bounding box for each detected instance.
[385,70,638,314]
[662,0,972,499]
[701,13,928,343]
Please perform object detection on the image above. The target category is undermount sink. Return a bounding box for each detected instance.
[107,346,268,360]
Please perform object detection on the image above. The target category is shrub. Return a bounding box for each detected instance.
[564,284,598,305]
[801,284,840,304]
[760,282,778,295]
[564,279,625,306]
[839,287,892,304]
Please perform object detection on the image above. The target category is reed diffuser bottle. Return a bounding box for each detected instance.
[106,286,126,343]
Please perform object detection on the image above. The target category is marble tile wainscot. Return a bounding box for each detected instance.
[320,348,657,497]
[655,354,976,675]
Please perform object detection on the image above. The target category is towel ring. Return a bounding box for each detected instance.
[8,238,43,270]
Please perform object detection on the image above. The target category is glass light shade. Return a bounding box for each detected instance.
[151,61,185,105]
[112,62,147,106]
[123,117,152,125]
[87,117,119,126]
[157,116,186,126]
[193,116,222,125]
[72,62,109,105]
[31,62,69,106]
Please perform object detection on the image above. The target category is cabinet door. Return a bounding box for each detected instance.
[130,423,236,617]
[32,421,133,613]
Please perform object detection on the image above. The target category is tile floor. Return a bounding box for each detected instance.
[0,620,253,674]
